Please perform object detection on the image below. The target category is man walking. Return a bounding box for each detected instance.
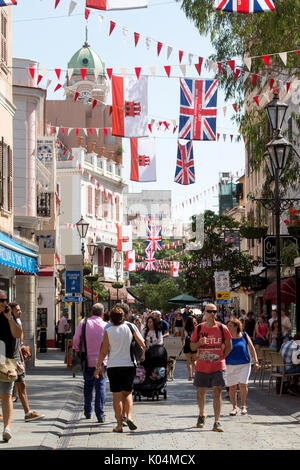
[58,308,69,352]
[9,303,45,422]
[0,290,22,442]
[73,303,107,423]
[152,311,169,341]
[190,303,232,432]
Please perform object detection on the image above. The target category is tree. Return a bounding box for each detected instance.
[183,210,260,298]
[175,0,300,189]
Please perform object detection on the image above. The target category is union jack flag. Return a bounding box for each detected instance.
[179,79,218,141]
[174,141,195,185]
[146,225,162,252]
[213,0,275,13]
[145,251,156,271]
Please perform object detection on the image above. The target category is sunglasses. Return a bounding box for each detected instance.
[0,298,8,303]
[205,309,217,313]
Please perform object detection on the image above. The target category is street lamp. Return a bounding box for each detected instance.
[76,216,89,317]
[87,240,98,304]
[265,90,288,136]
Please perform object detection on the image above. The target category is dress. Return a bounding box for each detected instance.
[225,334,251,386]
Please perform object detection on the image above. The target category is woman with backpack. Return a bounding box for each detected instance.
[181,315,198,381]
[226,317,259,416]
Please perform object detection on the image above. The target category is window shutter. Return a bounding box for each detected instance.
[8,146,12,212]
[95,189,99,217]
[0,137,3,207]
[103,191,108,219]
[88,186,92,215]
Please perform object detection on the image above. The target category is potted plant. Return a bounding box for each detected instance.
[285,208,300,240]
[239,214,268,239]
[112,281,123,289]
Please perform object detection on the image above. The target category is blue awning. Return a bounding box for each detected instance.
[0,232,38,275]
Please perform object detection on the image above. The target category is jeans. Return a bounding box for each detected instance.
[83,367,106,419]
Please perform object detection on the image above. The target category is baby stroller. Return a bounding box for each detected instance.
[133,344,168,401]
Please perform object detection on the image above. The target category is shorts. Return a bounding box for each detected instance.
[225,363,251,387]
[194,370,226,388]
[107,366,136,393]
[15,372,26,383]
[0,381,14,395]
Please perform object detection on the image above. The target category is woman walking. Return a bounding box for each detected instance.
[181,315,198,381]
[94,307,146,433]
[143,315,163,348]
[226,318,259,415]
[174,311,184,337]
[254,315,269,348]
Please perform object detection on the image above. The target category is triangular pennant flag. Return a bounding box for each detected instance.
[98,14,104,28]
[157,42,163,56]
[37,74,43,86]
[164,65,171,77]
[244,57,251,71]
[253,96,259,107]
[243,71,249,83]
[92,99,98,109]
[29,67,35,80]
[279,52,287,66]
[68,1,77,16]
[46,79,52,89]
[74,92,79,102]
[148,124,152,133]
[135,67,141,79]
[261,55,269,67]
[251,74,258,86]
[104,128,108,136]
[227,60,235,72]
[179,64,186,77]
[67,68,74,81]
[223,106,227,116]
[217,62,222,75]
[149,66,156,76]
[76,128,79,136]
[106,68,113,79]
[195,57,203,76]
[109,21,116,36]
[167,46,173,60]
[188,53,193,66]
[89,128,94,136]
[269,78,275,90]
[145,37,151,50]
[234,69,241,81]
[81,69,87,80]
[68,128,73,135]
[179,50,184,63]
[55,0,61,8]
[55,68,61,80]
[232,103,237,112]
[54,84,62,93]
[134,32,140,47]
[120,68,127,76]
[286,82,291,93]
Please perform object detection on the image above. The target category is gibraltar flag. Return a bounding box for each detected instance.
[125,251,136,271]
[112,75,148,138]
[170,261,179,277]
[86,0,147,10]
[130,138,156,182]
[116,224,132,252]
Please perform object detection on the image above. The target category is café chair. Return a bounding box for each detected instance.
[268,352,300,397]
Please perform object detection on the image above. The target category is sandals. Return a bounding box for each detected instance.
[229,408,238,416]
[126,419,137,431]
[113,427,123,433]
[241,407,248,415]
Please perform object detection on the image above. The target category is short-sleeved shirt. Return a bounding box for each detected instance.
[190,322,232,374]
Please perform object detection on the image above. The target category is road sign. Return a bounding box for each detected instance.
[215,291,231,300]
[263,235,298,267]
[65,270,81,294]
[63,296,86,303]
[216,299,233,305]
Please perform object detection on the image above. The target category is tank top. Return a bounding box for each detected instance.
[226,334,250,365]
[256,324,267,338]
[106,323,134,368]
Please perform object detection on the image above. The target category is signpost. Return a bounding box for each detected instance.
[63,296,86,303]
[65,270,81,295]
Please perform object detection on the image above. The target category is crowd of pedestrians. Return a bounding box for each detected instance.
[1,295,299,442]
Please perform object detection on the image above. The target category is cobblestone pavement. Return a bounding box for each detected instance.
[1,349,300,451]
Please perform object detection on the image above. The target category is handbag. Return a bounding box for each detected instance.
[127,323,144,366]
[0,358,18,383]
[72,318,87,373]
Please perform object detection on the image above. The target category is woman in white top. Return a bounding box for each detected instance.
[143,316,163,348]
[95,307,145,433]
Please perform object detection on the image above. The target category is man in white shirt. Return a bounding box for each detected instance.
[58,309,69,352]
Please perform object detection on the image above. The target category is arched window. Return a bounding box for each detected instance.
[104,247,111,267]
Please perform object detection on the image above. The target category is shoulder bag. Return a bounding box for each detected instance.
[72,318,88,373]
[0,358,18,383]
[127,323,144,366]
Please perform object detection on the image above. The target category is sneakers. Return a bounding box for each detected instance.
[3,428,12,442]
[212,421,224,432]
[122,417,128,427]
[196,414,207,428]
[25,411,45,422]
[97,416,105,424]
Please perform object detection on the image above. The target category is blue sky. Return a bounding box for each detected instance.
[12,0,245,222]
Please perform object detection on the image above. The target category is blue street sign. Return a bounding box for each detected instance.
[65,270,81,294]
[63,296,86,303]
[216,299,233,305]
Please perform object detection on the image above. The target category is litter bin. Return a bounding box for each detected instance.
[40,327,47,353]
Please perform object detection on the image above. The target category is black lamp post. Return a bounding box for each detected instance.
[76,216,89,317]
[87,240,97,305]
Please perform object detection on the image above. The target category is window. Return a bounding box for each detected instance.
[95,188,101,218]
[1,11,7,65]
[87,186,93,216]
[0,138,12,212]
[98,248,103,267]
[104,247,111,267]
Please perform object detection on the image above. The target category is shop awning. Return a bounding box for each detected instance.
[0,232,38,275]
[262,277,296,305]
[38,267,54,277]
